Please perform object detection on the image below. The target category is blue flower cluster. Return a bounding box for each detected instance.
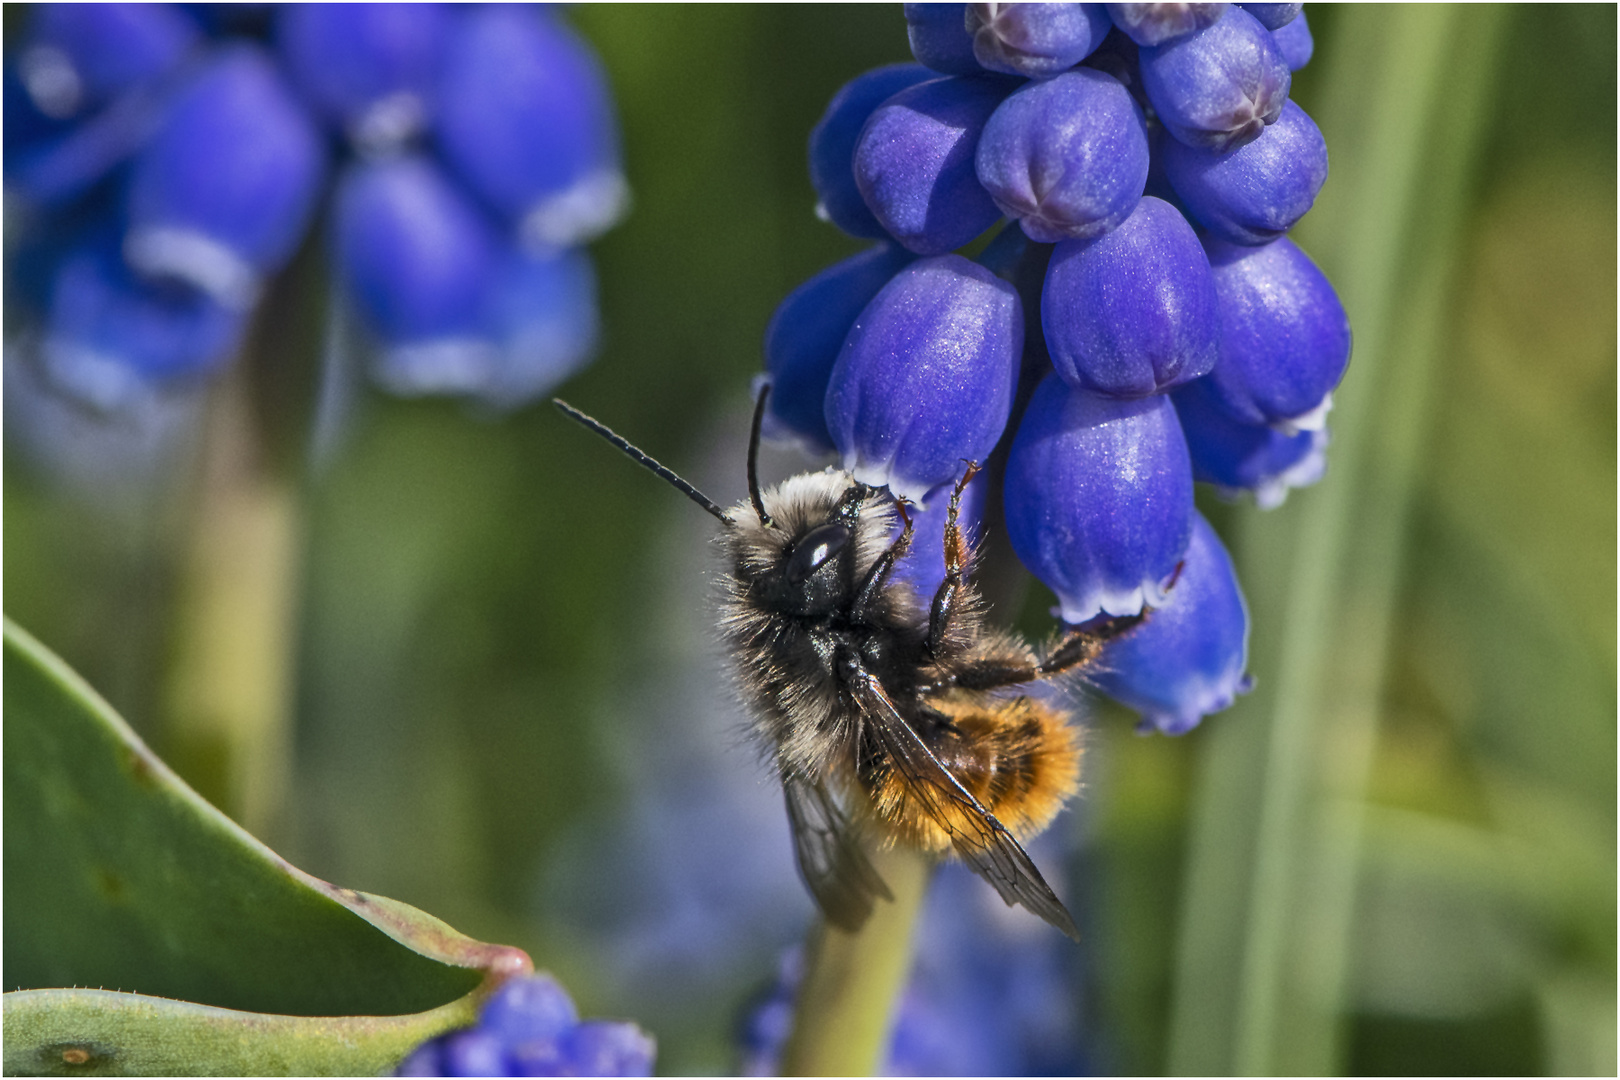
[762,2,1347,734]
[5,3,625,416]
[396,974,655,1078]
[740,841,1091,1076]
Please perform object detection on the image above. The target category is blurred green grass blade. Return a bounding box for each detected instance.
[3,988,479,1078]
[1166,6,1509,1075]
[2,618,529,1021]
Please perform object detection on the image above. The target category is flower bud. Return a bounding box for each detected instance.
[1160,98,1327,245]
[1238,3,1302,30]
[1093,511,1252,734]
[275,3,450,153]
[1105,2,1227,46]
[1172,373,1326,507]
[853,75,1013,255]
[20,3,197,118]
[826,255,1022,503]
[124,47,325,309]
[1004,375,1193,622]
[1202,235,1350,429]
[904,3,982,75]
[763,244,916,454]
[333,156,499,395]
[1042,196,1218,397]
[1139,7,1290,152]
[435,6,627,249]
[1271,9,1313,71]
[967,3,1112,79]
[42,237,245,412]
[808,64,938,240]
[975,68,1148,243]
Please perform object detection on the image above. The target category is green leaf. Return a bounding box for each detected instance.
[3,619,532,1075]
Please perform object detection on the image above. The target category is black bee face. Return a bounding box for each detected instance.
[776,521,855,616]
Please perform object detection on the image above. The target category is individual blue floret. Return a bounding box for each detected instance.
[1105,2,1227,47]
[123,45,326,310]
[275,2,451,153]
[396,974,653,1078]
[1172,373,1328,507]
[808,64,938,240]
[1238,3,1303,31]
[1042,195,1219,397]
[1160,97,1327,245]
[334,154,501,393]
[1200,234,1351,431]
[1138,6,1290,151]
[903,3,982,75]
[825,254,1023,503]
[40,231,247,413]
[480,246,601,410]
[853,74,1014,255]
[762,244,917,454]
[1003,374,1193,623]
[975,67,1148,243]
[1093,511,1253,734]
[1271,9,1313,70]
[967,2,1113,79]
[434,5,628,251]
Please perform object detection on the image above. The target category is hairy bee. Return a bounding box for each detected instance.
[554,392,1142,939]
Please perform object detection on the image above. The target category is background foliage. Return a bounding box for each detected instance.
[6,5,1614,1075]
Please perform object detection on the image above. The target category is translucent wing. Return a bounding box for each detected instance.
[781,769,893,932]
[848,669,1080,940]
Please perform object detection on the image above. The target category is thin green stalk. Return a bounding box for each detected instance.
[164,368,303,841]
[780,845,932,1077]
[1167,6,1509,1075]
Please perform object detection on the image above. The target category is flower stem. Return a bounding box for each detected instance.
[779,844,932,1077]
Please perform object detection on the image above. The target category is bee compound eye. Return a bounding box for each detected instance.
[786,523,851,583]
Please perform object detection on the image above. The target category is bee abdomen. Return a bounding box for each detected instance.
[865,694,1080,853]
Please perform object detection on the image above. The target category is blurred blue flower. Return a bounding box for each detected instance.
[396,974,654,1078]
[5,0,629,479]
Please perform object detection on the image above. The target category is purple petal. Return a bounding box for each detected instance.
[1004,375,1193,622]
[809,63,939,239]
[968,3,1113,78]
[1138,6,1290,151]
[1042,196,1218,397]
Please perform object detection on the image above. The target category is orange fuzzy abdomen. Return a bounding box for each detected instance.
[864,693,1081,853]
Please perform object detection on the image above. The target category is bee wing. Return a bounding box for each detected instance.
[849,671,1080,941]
[781,770,894,932]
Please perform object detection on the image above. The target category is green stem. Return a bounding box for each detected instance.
[780,845,932,1077]
[163,367,303,841]
[1166,6,1509,1075]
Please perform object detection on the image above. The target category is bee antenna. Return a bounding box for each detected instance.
[747,383,776,528]
[552,399,735,526]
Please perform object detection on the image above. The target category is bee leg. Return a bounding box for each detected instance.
[1036,611,1149,676]
[927,462,980,656]
[852,496,915,622]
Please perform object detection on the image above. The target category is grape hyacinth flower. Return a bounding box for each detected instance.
[4,1,629,471]
[396,974,655,1078]
[763,1,1347,740]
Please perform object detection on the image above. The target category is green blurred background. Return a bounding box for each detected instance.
[5,4,1614,1075]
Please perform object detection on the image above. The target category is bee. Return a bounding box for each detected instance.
[554,390,1143,939]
